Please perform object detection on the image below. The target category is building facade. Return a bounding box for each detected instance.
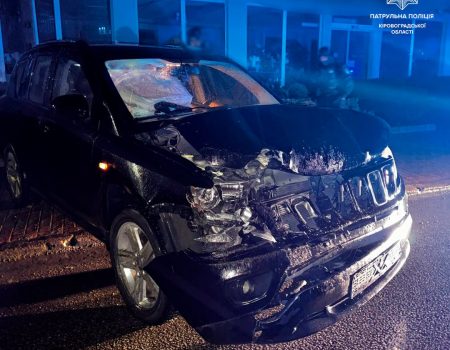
[1,0,449,84]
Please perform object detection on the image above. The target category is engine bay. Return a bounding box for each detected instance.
[138,124,402,254]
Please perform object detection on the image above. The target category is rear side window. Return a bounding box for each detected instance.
[14,57,33,99]
[10,61,25,98]
[29,55,53,105]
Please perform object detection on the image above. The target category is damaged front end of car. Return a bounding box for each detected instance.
[140,106,412,344]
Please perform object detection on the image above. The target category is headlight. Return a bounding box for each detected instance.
[188,186,221,211]
[381,146,394,159]
[188,181,255,252]
[188,181,246,211]
[219,182,245,201]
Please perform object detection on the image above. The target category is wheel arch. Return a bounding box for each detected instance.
[100,170,147,239]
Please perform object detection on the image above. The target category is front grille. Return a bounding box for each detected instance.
[349,176,373,211]
[355,159,399,208]
[266,158,401,233]
[368,170,388,205]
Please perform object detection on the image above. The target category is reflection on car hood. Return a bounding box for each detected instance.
[138,104,391,175]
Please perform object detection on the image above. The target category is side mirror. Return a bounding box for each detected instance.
[51,94,89,121]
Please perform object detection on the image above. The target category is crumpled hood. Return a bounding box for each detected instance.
[163,104,391,175]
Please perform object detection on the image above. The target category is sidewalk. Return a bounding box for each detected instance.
[390,129,450,195]
[0,180,97,257]
[397,153,450,195]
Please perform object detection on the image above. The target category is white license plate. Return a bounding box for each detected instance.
[351,242,402,298]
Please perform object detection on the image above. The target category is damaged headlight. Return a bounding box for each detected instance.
[188,181,246,211]
[186,177,279,253]
[188,183,248,252]
[220,182,245,201]
[188,186,221,211]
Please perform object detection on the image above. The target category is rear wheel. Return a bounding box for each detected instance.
[3,145,27,206]
[109,209,169,324]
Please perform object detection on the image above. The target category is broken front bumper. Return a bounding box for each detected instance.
[146,209,412,345]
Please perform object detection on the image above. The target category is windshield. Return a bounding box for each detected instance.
[105,59,278,119]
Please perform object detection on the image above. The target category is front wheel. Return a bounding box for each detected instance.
[109,209,169,324]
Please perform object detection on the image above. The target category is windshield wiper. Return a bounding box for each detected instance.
[137,101,214,122]
[154,101,195,115]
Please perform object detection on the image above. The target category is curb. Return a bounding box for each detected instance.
[406,184,450,197]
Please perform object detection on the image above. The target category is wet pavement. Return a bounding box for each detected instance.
[0,189,450,349]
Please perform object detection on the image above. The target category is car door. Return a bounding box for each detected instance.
[21,52,57,188]
[42,52,101,224]
[2,55,35,172]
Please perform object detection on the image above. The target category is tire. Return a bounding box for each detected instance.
[3,144,28,206]
[109,209,169,324]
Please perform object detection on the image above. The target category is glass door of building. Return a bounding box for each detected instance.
[330,28,370,79]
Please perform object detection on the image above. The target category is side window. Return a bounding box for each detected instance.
[53,58,93,110]
[29,55,53,105]
[15,57,33,99]
[9,60,25,98]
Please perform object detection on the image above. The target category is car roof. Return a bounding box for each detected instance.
[27,40,231,63]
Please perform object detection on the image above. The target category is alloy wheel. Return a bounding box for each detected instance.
[116,222,159,309]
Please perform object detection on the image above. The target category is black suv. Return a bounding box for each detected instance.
[0,41,411,344]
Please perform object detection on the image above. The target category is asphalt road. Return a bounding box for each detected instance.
[0,192,449,350]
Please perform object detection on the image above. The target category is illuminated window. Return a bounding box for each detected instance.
[331,30,370,80]
[35,0,56,43]
[247,6,283,88]
[138,0,181,46]
[413,21,443,77]
[380,30,411,78]
[285,13,319,85]
[60,0,111,43]
[348,31,370,79]
[186,1,225,55]
[1,2,30,74]
[332,16,372,25]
